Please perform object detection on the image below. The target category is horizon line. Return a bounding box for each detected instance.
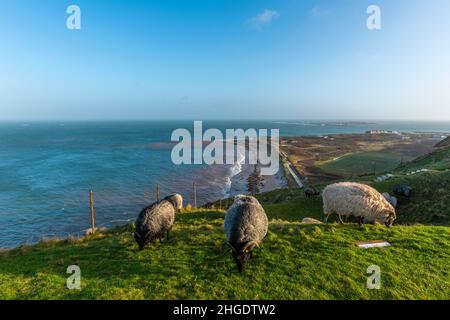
[2,119,450,123]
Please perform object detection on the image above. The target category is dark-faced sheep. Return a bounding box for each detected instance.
[224,195,268,272]
[393,185,413,198]
[322,182,396,227]
[304,186,320,198]
[134,194,183,250]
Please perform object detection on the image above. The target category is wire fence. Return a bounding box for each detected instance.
[0,182,231,248]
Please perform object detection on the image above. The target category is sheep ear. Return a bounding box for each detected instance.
[241,241,258,253]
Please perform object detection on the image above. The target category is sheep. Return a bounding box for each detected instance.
[304,186,320,198]
[393,185,413,198]
[322,182,396,227]
[134,193,183,250]
[224,195,268,272]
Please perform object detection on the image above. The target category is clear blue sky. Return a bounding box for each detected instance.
[1,0,449,120]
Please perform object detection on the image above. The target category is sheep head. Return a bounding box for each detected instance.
[134,229,153,250]
[134,231,146,250]
[233,195,259,207]
[383,209,397,227]
[230,241,259,273]
[165,194,183,211]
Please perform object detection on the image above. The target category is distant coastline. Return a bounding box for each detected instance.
[0,120,449,248]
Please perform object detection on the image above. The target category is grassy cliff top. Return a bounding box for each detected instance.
[1,146,449,300]
[1,206,449,300]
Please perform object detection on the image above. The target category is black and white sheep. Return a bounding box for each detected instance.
[134,194,183,250]
[304,186,320,198]
[224,195,268,272]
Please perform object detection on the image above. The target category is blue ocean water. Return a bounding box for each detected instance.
[0,120,449,248]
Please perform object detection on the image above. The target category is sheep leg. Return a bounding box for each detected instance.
[166,230,170,240]
[358,216,364,225]
[338,215,345,224]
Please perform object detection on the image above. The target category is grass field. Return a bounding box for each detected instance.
[1,208,449,300]
[398,145,450,172]
[370,145,450,225]
[1,145,449,300]
[317,152,413,177]
[371,170,450,225]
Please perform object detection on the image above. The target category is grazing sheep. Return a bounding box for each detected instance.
[164,193,183,210]
[224,195,268,272]
[304,186,320,198]
[393,185,413,198]
[322,182,396,227]
[134,194,183,250]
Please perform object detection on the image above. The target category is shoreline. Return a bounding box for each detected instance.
[2,130,448,250]
[223,139,288,197]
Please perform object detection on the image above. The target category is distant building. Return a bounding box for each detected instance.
[366,130,400,135]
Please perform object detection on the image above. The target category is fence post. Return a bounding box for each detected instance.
[90,190,95,234]
[156,184,160,201]
[219,199,222,210]
[193,182,197,208]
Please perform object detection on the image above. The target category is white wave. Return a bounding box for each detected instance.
[223,142,246,198]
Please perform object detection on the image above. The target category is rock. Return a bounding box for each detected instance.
[85,227,107,236]
[382,192,398,208]
[302,217,323,224]
[382,192,390,200]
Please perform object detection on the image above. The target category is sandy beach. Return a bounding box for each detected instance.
[228,162,288,196]
[225,140,288,196]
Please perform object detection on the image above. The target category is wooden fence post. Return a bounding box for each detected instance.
[90,190,95,234]
[156,184,160,201]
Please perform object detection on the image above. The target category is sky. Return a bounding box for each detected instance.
[0,0,450,121]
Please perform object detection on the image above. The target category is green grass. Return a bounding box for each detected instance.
[398,146,450,172]
[371,170,450,225]
[1,147,449,300]
[1,204,449,300]
[314,146,450,226]
[318,152,413,177]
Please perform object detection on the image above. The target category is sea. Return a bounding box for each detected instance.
[1,120,449,248]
